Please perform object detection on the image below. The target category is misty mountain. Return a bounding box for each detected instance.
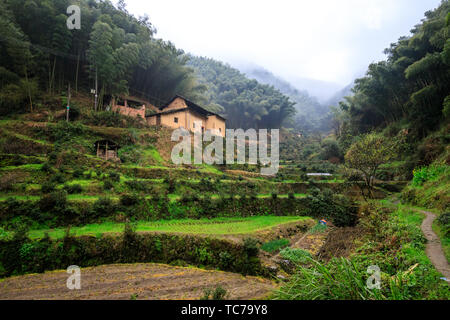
[239,66,333,133]
[325,82,355,107]
[282,77,344,104]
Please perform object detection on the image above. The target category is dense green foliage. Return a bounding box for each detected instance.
[335,1,449,141]
[243,68,332,133]
[274,205,450,300]
[187,56,296,129]
[0,0,204,115]
[0,227,265,278]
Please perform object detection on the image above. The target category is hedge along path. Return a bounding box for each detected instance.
[0,263,278,300]
[417,209,450,283]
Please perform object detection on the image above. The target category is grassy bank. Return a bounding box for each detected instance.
[272,204,450,300]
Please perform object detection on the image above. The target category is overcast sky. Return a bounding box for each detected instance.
[123,0,442,87]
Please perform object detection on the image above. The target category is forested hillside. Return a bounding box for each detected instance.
[0,0,301,130]
[335,1,450,142]
[242,67,332,133]
[0,0,207,114]
[187,56,296,129]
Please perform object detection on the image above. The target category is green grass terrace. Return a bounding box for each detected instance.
[2,216,312,240]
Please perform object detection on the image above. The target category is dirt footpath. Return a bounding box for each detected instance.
[0,264,277,300]
[420,210,450,282]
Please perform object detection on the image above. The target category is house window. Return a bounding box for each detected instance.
[219,128,222,133]
[193,122,196,128]
[174,117,178,123]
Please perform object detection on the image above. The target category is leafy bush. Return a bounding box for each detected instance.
[63,184,83,194]
[40,182,56,193]
[39,191,67,213]
[108,171,121,183]
[41,162,53,173]
[243,238,259,257]
[84,111,145,129]
[91,197,116,218]
[45,121,86,143]
[125,180,151,192]
[50,173,66,184]
[72,167,84,178]
[118,145,142,164]
[438,212,450,237]
[412,165,447,186]
[120,194,140,207]
[306,188,358,227]
[164,177,176,193]
[103,180,114,191]
[201,286,227,300]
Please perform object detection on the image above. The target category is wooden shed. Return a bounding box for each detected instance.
[94,140,121,162]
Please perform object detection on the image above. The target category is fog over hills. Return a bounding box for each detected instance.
[234,62,351,104]
[234,64,341,133]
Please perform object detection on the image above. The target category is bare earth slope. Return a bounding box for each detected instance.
[0,263,277,300]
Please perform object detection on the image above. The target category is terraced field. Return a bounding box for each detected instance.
[14,216,312,240]
[0,263,277,300]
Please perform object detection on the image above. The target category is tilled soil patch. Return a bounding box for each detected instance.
[0,263,277,300]
[317,226,364,261]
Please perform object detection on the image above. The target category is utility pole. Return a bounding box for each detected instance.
[66,82,71,122]
[94,67,98,112]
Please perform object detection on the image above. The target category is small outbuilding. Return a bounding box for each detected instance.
[94,140,121,162]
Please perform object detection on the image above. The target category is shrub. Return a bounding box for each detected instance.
[46,121,85,143]
[41,182,56,193]
[103,180,114,191]
[306,188,358,227]
[218,251,233,269]
[84,171,92,179]
[41,162,53,173]
[39,191,67,213]
[48,152,58,163]
[91,197,116,218]
[108,171,121,183]
[243,238,259,257]
[120,194,140,207]
[50,173,66,184]
[412,165,447,186]
[125,180,150,192]
[118,145,142,164]
[201,286,227,300]
[72,167,84,178]
[83,111,144,129]
[63,184,83,194]
[438,212,450,237]
[164,178,176,193]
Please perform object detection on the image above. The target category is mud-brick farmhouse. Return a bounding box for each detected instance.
[147,95,226,136]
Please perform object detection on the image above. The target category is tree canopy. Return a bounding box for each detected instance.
[187,56,296,129]
[0,0,204,113]
[335,1,450,139]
